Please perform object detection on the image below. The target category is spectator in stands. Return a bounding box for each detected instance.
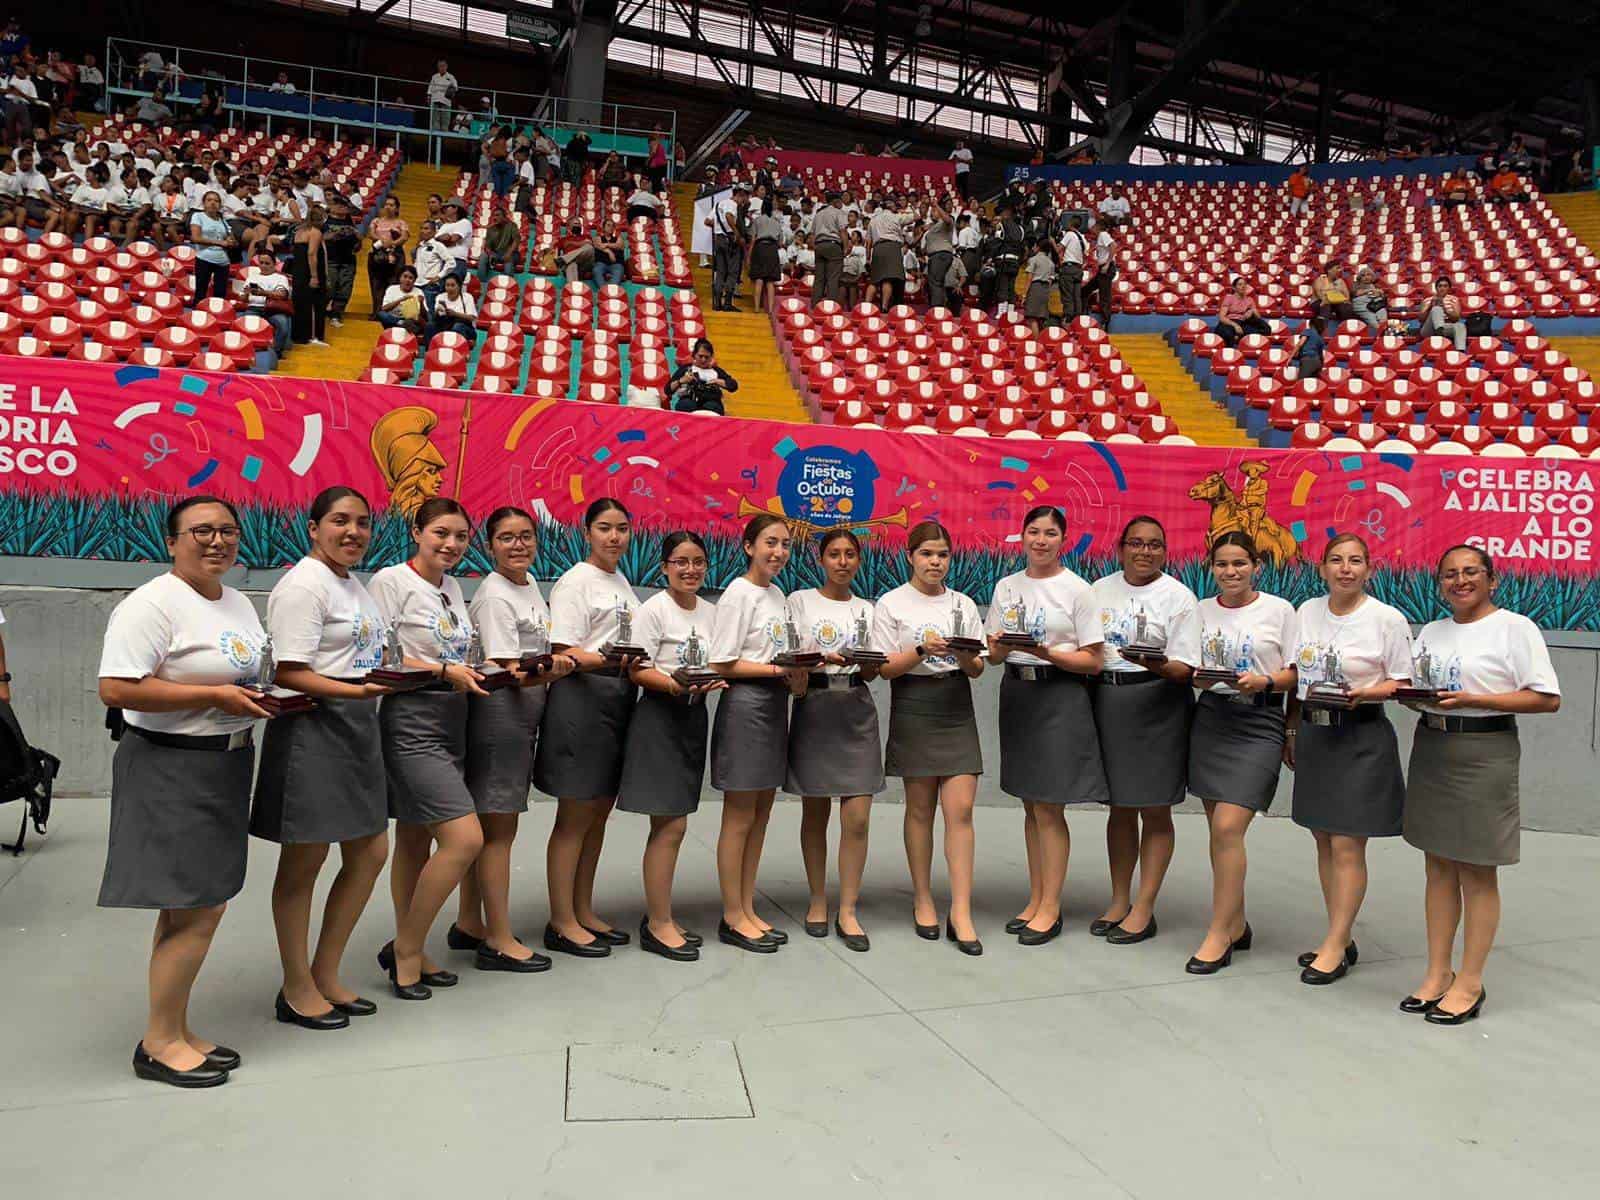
[188,190,236,306]
[1021,237,1057,335]
[1085,217,1116,329]
[640,131,667,191]
[222,175,269,261]
[135,46,163,89]
[809,186,847,304]
[556,218,595,285]
[746,198,783,311]
[1350,267,1389,332]
[64,160,110,237]
[133,86,172,126]
[989,200,1026,318]
[76,52,103,113]
[598,150,629,192]
[430,272,477,343]
[1438,169,1472,206]
[269,72,296,95]
[1418,277,1466,350]
[322,193,360,328]
[667,338,738,415]
[0,18,27,62]
[435,199,472,283]
[378,265,427,337]
[239,249,293,355]
[0,145,56,232]
[708,181,748,311]
[866,191,910,308]
[1287,163,1313,216]
[150,173,189,246]
[1097,184,1132,230]
[592,218,626,287]
[954,209,981,297]
[625,177,662,223]
[672,140,687,178]
[841,228,867,306]
[565,128,592,183]
[1313,260,1354,322]
[473,205,518,283]
[365,195,409,318]
[1294,316,1326,379]
[1215,277,1269,346]
[1502,134,1532,173]
[289,204,329,347]
[187,84,224,135]
[1486,163,1529,204]
[480,122,513,197]
[1053,212,1087,322]
[427,59,457,134]
[3,59,37,142]
[921,196,956,310]
[106,165,152,244]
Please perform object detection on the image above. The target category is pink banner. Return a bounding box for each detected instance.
[739,149,956,182]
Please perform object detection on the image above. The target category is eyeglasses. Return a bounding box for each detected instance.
[494,532,537,546]
[183,524,241,545]
[1440,567,1487,582]
[1123,539,1165,552]
[666,557,708,570]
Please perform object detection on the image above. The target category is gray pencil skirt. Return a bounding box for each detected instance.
[885,673,983,779]
[533,671,636,800]
[998,672,1107,805]
[785,682,885,798]
[465,684,546,815]
[380,688,474,826]
[1291,713,1405,838]
[710,678,790,792]
[1186,692,1286,813]
[1404,724,1521,866]
[251,693,387,844]
[618,691,708,816]
[1091,675,1193,807]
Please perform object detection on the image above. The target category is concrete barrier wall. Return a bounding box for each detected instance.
[4,573,1597,836]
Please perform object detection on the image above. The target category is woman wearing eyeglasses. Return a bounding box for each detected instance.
[97,496,270,1088]
[250,487,391,1031]
[535,498,641,959]
[368,497,488,1001]
[617,532,724,961]
[1088,515,1199,948]
[452,507,576,975]
[1398,545,1560,1025]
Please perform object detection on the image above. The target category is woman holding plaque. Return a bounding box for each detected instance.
[251,487,392,1029]
[709,513,807,953]
[1088,516,1200,947]
[1398,546,1560,1024]
[97,496,268,1088]
[1286,532,1412,985]
[618,532,725,961]
[984,506,1107,947]
[789,528,884,952]
[1183,533,1297,974]
[368,497,488,1001]
[453,507,576,974]
[873,521,987,955]
[535,498,641,958]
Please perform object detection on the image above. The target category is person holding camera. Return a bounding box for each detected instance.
[667,339,739,416]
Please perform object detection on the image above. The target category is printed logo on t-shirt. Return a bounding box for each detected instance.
[1410,641,1460,692]
[1201,626,1254,673]
[764,616,788,650]
[810,616,847,652]
[1295,641,1344,686]
[917,621,955,668]
[432,606,468,663]
[1100,602,1152,650]
[352,614,383,670]
[218,629,261,673]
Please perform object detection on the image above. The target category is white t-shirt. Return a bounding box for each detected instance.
[266,556,386,679]
[985,568,1102,666]
[1092,229,1114,269]
[98,572,265,736]
[871,582,982,677]
[1098,195,1131,219]
[1410,608,1559,717]
[633,590,717,672]
[368,563,471,665]
[1092,572,1200,672]
[547,561,640,654]
[787,588,874,676]
[1290,595,1412,699]
[437,217,472,263]
[5,168,51,199]
[949,147,972,174]
[426,71,458,105]
[709,576,788,665]
[69,184,108,210]
[1194,593,1297,694]
[108,182,149,209]
[468,570,550,659]
[243,267,289,309]
[434,290,477,321]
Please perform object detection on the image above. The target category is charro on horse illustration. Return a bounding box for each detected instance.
[1188,465,1300,563]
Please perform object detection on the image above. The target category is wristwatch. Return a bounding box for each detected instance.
[0,672,11,682]
[914,645,927,657]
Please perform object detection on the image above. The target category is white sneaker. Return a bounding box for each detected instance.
[330,317,343,327]
[308,339,330,347]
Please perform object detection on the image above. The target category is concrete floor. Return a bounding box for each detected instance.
[3,800,1598,1199]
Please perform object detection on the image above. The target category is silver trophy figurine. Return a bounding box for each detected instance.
[520,622,554,675]
[251,634,314,715]
[258,634,277,690]
[467,627,517,690]
[465,628,486,669]
[1122,605,1167,665]
[382,625,404,670]
[775,616,821,668]
[367,624,434,690]
[1305,643,1353,708]
[946,602,984,653]
[847,608,887,665]
[996,589,1038,647]
[602,601,647,663]
[1394,646,1445,702]
[1192,628,1240,689]
[674,626,719,687]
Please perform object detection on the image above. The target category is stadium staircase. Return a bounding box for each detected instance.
[671,182,809,422]
[1546,191,1600,391]
[1113,334,1257,446]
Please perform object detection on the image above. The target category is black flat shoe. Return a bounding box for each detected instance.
[1018,916,1063,947]
[275,991,350,1030]
[946,918,983,956]
[446,923,484,952]
[718,919,779,954]
[755,926,788,945]
[582,924,630,947]
[1186,924,1252,975]
[202,1044,241,1071]
[834,920,870,952]
[1090,914,1128,937]
[1400,973,1455,1015]
[1298,941,1357,969]
[1005,916,1030,935]
[641,920,700,962]
[377,942,437,998]
[543,924,611,958]
[914,913,941,940]
[475,943,553,973]
[804,919,830,938]
[133,1044,229,1089]
[331,997,377,1017]
[678,926,704,948]
[1425,988,1486,1025]
[1232,923,1253,953]
[1106,916,1157,945]
[1299,957,1349,985]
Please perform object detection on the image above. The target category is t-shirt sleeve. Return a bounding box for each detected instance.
[268,582,325,665]
[1509,617,1560,696]
[546,577,587,648]
[1381,609,1414,679]
[632,599,664,664]
[983,594,1003,637]
[475,594,521,660]
[1071,590,1104,649]
[1278,606,1299,670]
[870,595,901,654]
[708,585,752,663]
[98,595,172,681]
[1164,591,1202,667]
[368,571,405,629]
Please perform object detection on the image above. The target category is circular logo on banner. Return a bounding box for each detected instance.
[776,445,879,528]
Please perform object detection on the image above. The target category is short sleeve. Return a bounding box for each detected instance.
[982,595,1003,637]
[871,595,902,655]
[547,576,589,648]
[632,599,665,664]
[709,584,754,663]
[1164,590,1202,667]
[1070,590,1103,649]
[267,582,326,664]
[1380,609,1414,679]
[98,595,172,681]
[367,570,406,628]
[475,595,521,660]
[959,594,982,640]
[1510,617,1560,696]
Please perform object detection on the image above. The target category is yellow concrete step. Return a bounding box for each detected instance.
[1553,336,1600,383]
[1548,191,1600,252]
[1114,333,1256,447]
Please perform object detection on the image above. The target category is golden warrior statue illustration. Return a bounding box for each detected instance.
[1188,465,1299,563]
[370,406,448,520]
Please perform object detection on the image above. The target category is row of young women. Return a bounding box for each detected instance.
[95,489,1559,1089]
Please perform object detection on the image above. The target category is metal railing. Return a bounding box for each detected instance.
[103,39,677,172]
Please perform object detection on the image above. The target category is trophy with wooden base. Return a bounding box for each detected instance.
[601,605,648,669]
[844,609,887,666]
[672,626,721,689]
[249,636,317,717]
[1393,648,1443,701]
[773,618,823,669]
[366,626,440,691]
[944,605,986,655]
[1118,607,1168,667]
[1303,646,1354,712]
[995,590,1042,652]
[519,625,555,677]
[466,629,518,692]
[1192,627,1241,689]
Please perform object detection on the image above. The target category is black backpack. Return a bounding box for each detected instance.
[0,698,58,855]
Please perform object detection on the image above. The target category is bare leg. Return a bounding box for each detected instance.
[270,842,335,1015]
[1121,807,1176,932]
[1016,801,1042,924]
[800,796,832,924]
[455,862,486,940]
[310,831,389,1004]
[1410,852,1461,1000]
[546,798,602,945]
[1309,833,1368,972]
[389,822,445,972]
[477,812,533,960]
[836,795,871,936]
[1313,829,1335,914]
[1193,801,1253,961]
[1442,863,1500,1011]
[642,814,688,947]
[717,792,764,937]
[1100,806,1138,923]
[903,777,939,927]
[941,775,979,940]
[145,904,226,1071]
[742,789,776,930]
[572,797,617,933]
[393,814,484,986]
[1027,801,1069,931]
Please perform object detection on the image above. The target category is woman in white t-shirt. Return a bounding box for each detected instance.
[456,507,576,974]
[368,497,489,1000]
[534,498,641,959]
[709,513,808,953]
[107,165,152,245]
[1183,532,1297,975]
[873,521,987,954]
[787,527,885,952]
[984,505,1106,948]
[617,531,725,961]
[1088,516,1199,948]
[1397,545,1560,1025]
[431,272,477,342]
[66,162,111,238]
[1286,532,1412,986]
[97,495,270,1089]
[248,487,391,1030]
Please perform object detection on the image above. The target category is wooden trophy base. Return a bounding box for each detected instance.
[995,633,1041,649]
[1192,667,1241,688]
[1303,682,1354,709]
[672,666,722,689]
[774,651,824,669]
[519,652,555,676]
[365,667,439,692]
[252,689,317,717]
[1119,643,1169,667]
[845,648,888,666]
[1393,686,1443,702]
[475,667,519,692]
[943,636,986,655]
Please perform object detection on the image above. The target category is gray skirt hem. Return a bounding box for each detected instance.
[710,679,790,792]
[1290,715,1405,838]
[1403,726,1521,866]
[998,674,1107,805]
[381,689,474,826]
[885,673,983,779]
[1091,677,1192,807]
[784,685,885,797]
